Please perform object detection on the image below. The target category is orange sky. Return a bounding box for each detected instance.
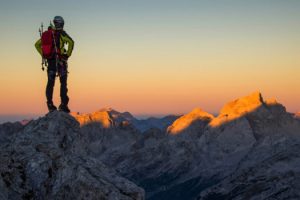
[0,1,299,117]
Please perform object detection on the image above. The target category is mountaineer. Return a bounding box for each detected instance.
[35,16,74,113]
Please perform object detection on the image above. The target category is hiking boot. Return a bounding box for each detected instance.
[47,102,57,112]
[59,104,70,113]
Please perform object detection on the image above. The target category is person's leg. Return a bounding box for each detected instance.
[59,63,70,112]
[46,59,57,111]
[60,74,69,105]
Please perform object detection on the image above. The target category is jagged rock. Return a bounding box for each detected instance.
[0,121,24,144]
[0,111,144,200]
[19,119,32,126]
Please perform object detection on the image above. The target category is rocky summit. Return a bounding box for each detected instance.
[0,92,300,200]
[0,111,144,200]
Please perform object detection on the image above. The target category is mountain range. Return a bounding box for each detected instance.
[0,91,299,200]
[71,108,179,132]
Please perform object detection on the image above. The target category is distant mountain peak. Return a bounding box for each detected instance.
[167,91,285,132]
[71,109,114,128]
[71,108,136,128]
[167,108,214,135]
[209,91,266,127]
[219,91,263,116]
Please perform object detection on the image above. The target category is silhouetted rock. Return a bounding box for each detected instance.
[0,111,144,200]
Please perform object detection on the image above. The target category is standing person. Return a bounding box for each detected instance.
[35,16,74,113]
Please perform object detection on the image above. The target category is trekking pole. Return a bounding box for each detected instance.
[39,23,45,71]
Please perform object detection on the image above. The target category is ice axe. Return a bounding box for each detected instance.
[39,23,47,71]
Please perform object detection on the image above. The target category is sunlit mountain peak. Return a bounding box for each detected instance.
[71,110,113,128]
[209,91,264,127]
[167,108,214,135]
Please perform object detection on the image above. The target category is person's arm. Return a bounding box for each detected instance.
[35,39,43,56]
[61,31,74,57]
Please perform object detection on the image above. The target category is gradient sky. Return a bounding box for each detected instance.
[0,0,299,119]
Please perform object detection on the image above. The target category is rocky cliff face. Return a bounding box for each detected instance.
[0,111,144,200]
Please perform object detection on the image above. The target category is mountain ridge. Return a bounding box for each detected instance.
[71,109,179,132]
[75,91,299,199]
[0,91,299,199]
[1,91,298,133]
